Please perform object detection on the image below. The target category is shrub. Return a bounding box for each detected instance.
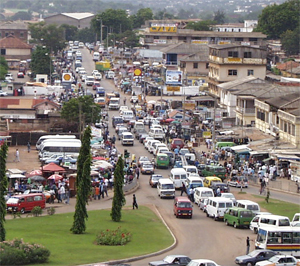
[0,238,50,265]
[31,206,42,217]
[47,207,56,215]
[95,227,131,246]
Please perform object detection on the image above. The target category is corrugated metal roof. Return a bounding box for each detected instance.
[180,45,209,61]
[0,20,28,30]
[61,13,94,20]
[266,93,300,108]
[218,76,258,90]
[160,42,209,55]
[0,35,32,49]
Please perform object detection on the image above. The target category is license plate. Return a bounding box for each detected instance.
[183,213,187,215]
[8,207,12,210]
[166,194,171,196]
[146,171,150,173]
[244,222,249,224]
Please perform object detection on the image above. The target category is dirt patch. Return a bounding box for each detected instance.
[232,190,267,212]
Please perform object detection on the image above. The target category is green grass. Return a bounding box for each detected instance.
[252,195,299,220]
[5,206,173,266]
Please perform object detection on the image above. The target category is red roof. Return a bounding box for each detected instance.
[42,162,66,172]
[277,61,300,71]
[0,98,58,109]
[0,35,32,49]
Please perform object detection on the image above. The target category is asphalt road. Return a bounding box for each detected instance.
[78,47,300,266]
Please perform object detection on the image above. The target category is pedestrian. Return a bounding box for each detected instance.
[246,236,250,254]
[133,194,138,209]
[296,181,300,193]
[135,167,140,179]
[27,142,31,153]
[95,184,100,200]
[180,182,187,196]
[64,184,70,204]
[13,149,20,162]
[123,97,127,105]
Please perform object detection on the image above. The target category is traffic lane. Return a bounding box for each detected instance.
[229,184,300,205]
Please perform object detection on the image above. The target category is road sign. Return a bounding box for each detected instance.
[134,68,142,76]
[62,73,72,82]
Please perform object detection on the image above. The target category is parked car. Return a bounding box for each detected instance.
[141,163,154,174]
[186,259,220,266]
[227,175,248,188]
[149,174,163,188]
[255,255,299,266]
[0,91,8,96]
[17,72,25,78]
[235,249,277,266]
[149,255,191,266]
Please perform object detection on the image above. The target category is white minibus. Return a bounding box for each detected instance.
[36,135,76,150]
[39,140,81,158]
[170,168,188,189]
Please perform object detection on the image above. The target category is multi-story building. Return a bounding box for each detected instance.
[44,13,94,29]
[0,21,29,42]
[208,44,267,98]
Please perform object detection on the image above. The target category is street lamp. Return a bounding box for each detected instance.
[44,53,52,85]
[96,18,102,44]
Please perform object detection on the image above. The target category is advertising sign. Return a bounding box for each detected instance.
[166,70,183,85]
[191,40,209,44]
[62,73,72,82]
[153,39,167,44]
[167,86,180,92]
[203,131,212,138]
[134,68,142,76]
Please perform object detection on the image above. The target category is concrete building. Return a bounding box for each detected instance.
[208,44,267,98]
[211,20,258,33]
[44,13,94,29]
[0,20,29,42]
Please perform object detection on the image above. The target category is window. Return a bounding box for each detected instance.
[235,37,243,41]
[27,197,33,202]
[206,63,209,69]
[248,69,254,76]
[20,32,24,37]
[167,36,172,40]
[228,69,237,76]
[1,49,6,55]
[244,52,252,58]
[193,63,198,69]
[228,51,238,57]
[249,38,258,42]
[154,36,159,39]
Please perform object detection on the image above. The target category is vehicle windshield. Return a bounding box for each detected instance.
[144,164,153,168]
[152,175,162,181]
[240,211,253,217]
[178,202,192,208]
[158,156,168,161]
[247,250,260,257]
[269,256,279,263]
[6,197,19,204]
[248,205,259,211]
[162,184,174,189]
[202,191,213,197]
[123,135,133,139]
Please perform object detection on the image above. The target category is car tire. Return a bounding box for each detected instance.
[214,216,218,221]
[246,262,253,266]
[233,222,237,228]
[206,212,209,217]
[20,208,25,214]
[225,220,229,226]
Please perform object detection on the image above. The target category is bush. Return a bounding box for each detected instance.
[47,207,56,215]
[31,206,42,217]
[95,227,131,246]
[0,238,50,265]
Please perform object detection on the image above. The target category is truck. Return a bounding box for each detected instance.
[95,61,111,72]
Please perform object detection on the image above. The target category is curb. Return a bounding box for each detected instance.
[82,204,177,266]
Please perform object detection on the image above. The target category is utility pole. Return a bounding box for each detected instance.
[212,96,216,150]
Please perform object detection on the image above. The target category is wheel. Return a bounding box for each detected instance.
[233,222,237,228]
[20,208,25,214]
[246,262,253,266]
[225,220,229,226]
[176,214,179,218]
[254,228,258,234]
[206,212,209,217]
[214,216,218,221]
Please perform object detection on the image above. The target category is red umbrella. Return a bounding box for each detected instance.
[27,169,43,177]
[165,118,175,123]
[48,174,63,182]
[93,156,106,160]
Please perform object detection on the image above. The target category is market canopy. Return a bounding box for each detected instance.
[41,162,65,172]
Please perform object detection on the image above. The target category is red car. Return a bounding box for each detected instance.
[171,138,185,150]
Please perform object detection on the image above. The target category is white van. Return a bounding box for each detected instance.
[154,143,168,156]
[250,214,291,234]
[170,168,188,189]
[183,165,198,176]
[134,121,145,132]
[121,110,134,122]
[106,70,115,79]
[108,97,120,110]
[121,132,134,146]
[149,128,165,141]
[291,213,300,226]
[145,139,159,151]
[194,187,214,206]
[149,140,161,154]
[206,197,233,221]
[85,76,94,86]
[236,200,261,215]
[93,52,100,61]
[157,179,175,199]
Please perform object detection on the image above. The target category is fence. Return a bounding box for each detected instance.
[123,177,138,193]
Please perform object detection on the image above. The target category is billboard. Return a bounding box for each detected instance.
[167,86,180,92]
[166,70,183,85]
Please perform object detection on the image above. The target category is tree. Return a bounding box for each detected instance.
[0,143,8,241]
[9,11,32,20]
[29,22,66,54]
[30,46,52,76]
[76,27,95,43]
[131,8,153,29]
[59,24,78,41]
[186,20,215,31]
[117,30,140,48]
[154,10,176,20]
[213,10,226,24]
[60,96,101,131]
[255,0,300,39]
[70,126,91,234]
[281,27,300,56]
[0,56,9,81]
[111,156,126,222]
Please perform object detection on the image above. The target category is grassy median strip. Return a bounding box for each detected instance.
[252,195,299,220]
[5,206,173,266]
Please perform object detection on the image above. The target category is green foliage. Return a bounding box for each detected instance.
[111,156,125,222]
[9,11,32,20]
[29,22,66,54]
[60,96,101,131]
[271,67,281,75]
[154,10,176,20]
[76,27,95,43]
[0,143,8,242]
[11,212,21,219]
[213,10,226,24]
[255,0,300,39]
[30,46,52,76]
[186,20,215,31]
[131,8,153,29]
[0,56,9,80]
[96,227,132,246]
[47,207,56,215]
[31,206,42,217]
[0,238,50,265]
[118,30,141,48]
[71,126,91,234]
[59,24,78,41]
[280,26,300,56]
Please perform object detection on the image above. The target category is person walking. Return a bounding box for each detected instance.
[246,236,250,254]
[132,194,138,209]
[27,142,31,153]
[135,167,140,179]
[180,182,187,196]
[64,185,70,204]
[13,149,20,162]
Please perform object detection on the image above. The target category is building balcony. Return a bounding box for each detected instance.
[236,106,255,114]
[209,55,267,65]
[165,61,178,66]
